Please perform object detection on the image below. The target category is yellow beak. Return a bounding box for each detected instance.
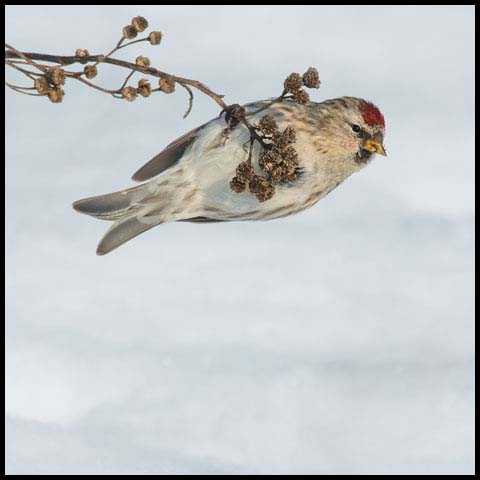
[363,139,387,156]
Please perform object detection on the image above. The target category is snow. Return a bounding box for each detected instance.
[5,5,474,475]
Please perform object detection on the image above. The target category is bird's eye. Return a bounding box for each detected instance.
[352,125,361,133]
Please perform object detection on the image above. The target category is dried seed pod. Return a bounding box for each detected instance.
[135,56,150,68]
[281,125,296,145]
[131,16,148,33]
[249,175,275,202]
[258,115,278,135]
[122,86,137,102]
[84,64,97,79]
[123,25,138,39]
[75,48,90,57]
[284,72,303,93]
[224,104,246,129]
[47,67,65,86]
[302,67,320,89]
[259,148,279,171]
[34,77,49,95]
[148,31,162,45]
[281,145,298,163]
[292,89,310,105]
[47,87,65,103]
[75,48,90,64]
[269,166,286,185]
[259,159,275,173]
[230,177,247,193]
[137,79,151,97]
[159,75,175,93]
[235,161,255,183]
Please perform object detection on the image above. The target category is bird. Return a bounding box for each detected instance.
[73,96,386,255]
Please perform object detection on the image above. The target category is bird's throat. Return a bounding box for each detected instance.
[355,149,374,164]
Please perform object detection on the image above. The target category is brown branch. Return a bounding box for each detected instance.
[5,48,227,110]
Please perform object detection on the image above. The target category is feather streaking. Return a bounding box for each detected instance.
[73,97,386,255]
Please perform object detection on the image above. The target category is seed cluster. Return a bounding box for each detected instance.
[83,64,97,79]
[148,31,162,45]
[46,67,65,86]
[137,79,152,97]
[284,67,320,105]
[33,68,66,102]
[135,56,151,68]
[259,123,298,185]
[27,16,165,104]
[132,16,149,33]
[229,114,299,202]
[75,48,90,64]
[158,75,176,94]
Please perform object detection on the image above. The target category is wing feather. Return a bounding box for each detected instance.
[131,100,270,183]
[131,123,205,182]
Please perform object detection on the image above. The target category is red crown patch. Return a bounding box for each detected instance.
[360,102,385,128]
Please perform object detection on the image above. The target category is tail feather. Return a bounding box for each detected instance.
[72,185,145,221]
[73,183,164,255]
[74,178,203,254]
[96,216,160,255]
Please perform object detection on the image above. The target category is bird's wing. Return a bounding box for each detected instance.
[131,122,208,182]
[131,100,271,183]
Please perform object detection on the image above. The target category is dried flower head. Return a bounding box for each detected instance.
[131,16,149,33]
[34,77,49,95]
[75,48,89,64]
[224,104,246,129]
[148,31,162,45]
[302,67,320,89]
[84,64,97,79]
[281,145,299,164]
[229,177,247,193]
[249,175,275,202]
[235,161,255,183]
[46,67,65,86]
[123,25,138,40]
[47,87,65,103]
[122,86,137,101]
[258,115,278,135]
[257,123,299,187]
[269,162,297,185]
[159,75,175,93]
[281,125,296,145]
[75,48,89,57]
[137,78,151,97]
[284,72,303,93]
[292,89,310,105]
[135,56,150,68]
[258,153,276,173]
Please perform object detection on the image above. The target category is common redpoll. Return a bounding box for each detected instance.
[73,97,386,255]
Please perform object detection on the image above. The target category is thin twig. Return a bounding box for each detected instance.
[119,69,136,90]
[5,82,43,96]
[245,90,288,116]
[179,82,194,118]
[69,75,119,96]
[5,61,39,79]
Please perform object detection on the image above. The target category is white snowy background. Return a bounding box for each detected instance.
[5,5,474,475]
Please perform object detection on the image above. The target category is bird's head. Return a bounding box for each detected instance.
[317,97,386,165]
